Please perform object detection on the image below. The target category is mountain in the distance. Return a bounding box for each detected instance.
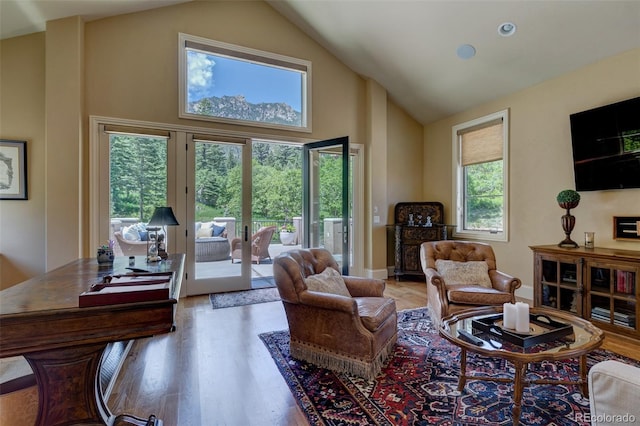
[188,95,302,126]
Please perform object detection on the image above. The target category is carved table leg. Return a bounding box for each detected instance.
[25,343,161,426]
[458,348,467,391]
[511,360,527,426]
[579,354,588,397]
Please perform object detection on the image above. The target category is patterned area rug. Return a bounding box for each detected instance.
[260,307,640,426]
[210,286,281,309]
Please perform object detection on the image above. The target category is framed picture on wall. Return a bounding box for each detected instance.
[0,140,28,200]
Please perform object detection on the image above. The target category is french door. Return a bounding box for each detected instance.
[94,118,356,296]
[185,134,252,295]
[303,137,350,275]
[188,136,350,294]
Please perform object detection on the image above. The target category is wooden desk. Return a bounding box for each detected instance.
[0,254,184,426]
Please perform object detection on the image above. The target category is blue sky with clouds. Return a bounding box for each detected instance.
[187,51,302,112]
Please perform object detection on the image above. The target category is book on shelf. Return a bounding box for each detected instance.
[592,306,634,319]
[591,313,609,322]
[614,319,635,328]
[591,306,636,327]
[591,314,635,327]
[615,270,635,294]
[79,272,174,308]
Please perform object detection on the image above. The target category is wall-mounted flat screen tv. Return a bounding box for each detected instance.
[570,96,640,191]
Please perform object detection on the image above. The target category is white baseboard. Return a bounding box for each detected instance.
[364,268,390,280]
[516,284,533,304]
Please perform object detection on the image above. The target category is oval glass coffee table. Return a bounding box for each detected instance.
[440,306,604,426]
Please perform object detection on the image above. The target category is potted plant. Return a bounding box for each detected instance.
[556,189,580,209]
[557,189,580,248]
[280,223,297,245]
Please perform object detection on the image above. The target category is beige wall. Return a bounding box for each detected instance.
[424,48,640,299]
[84,1,366,141]
[0,33,46,289]
[385,99,424,266]
[0,0,420,286]
[387,100,424,207]
[45,16,85,271]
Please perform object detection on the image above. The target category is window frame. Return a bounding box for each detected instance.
[178,33,312,133]
[451,109,509,242]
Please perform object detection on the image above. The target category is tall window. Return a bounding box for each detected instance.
[96,124,172,253]
[179,33,311,132]
[452,110,509,241]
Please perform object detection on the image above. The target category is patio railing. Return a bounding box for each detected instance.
[253,220,295,242]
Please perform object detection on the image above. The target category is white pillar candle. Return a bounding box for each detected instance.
[503,303,516,329]
[515,302,530,333]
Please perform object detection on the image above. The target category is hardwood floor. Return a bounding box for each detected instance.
[107,295,306,426]
[107,277,640,425]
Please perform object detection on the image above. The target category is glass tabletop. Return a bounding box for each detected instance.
[441,307,604,358]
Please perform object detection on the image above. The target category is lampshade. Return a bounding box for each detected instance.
[148,207,179,226]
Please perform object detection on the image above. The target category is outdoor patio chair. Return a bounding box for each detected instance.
[231,226,277,264]
[113,231,148,256]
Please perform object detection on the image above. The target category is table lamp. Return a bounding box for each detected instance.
[147,206,180,261]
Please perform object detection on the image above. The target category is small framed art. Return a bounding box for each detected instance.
[0,140,28,200]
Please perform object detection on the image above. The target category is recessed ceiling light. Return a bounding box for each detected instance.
[457,44,476,60]
[498,22,516,37]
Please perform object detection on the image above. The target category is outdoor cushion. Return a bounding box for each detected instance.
[122,225,141,241]
[196,226,212,239]
[196,221,227,238]
[212,224,226,237]
[304,267,351,297]
[435,259,492,288]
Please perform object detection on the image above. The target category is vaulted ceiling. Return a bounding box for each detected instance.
[2,0,639,124]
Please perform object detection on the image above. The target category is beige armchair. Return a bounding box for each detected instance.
[231,226,276,264]
[273,248,397,380]
[420,240,521,326]
[113,231,148,256]
[588,360,640,426]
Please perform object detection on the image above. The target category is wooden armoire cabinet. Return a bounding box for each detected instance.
[393,202,448,280]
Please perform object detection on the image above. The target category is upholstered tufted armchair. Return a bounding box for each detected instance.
[273,248,397,380]
[420,240,521,326]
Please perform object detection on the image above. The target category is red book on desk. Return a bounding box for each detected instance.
[79,272,174,307]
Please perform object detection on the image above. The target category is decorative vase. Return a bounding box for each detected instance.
[558,200,579,248]
[96,248,114,264]
[279,231,297,246]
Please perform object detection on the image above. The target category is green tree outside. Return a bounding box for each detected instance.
[111,138,346,229]
[464,160,503,230]
[110,135,167,222]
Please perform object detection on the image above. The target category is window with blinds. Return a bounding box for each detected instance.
[452,110,509,241]
[178,33,311,132]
